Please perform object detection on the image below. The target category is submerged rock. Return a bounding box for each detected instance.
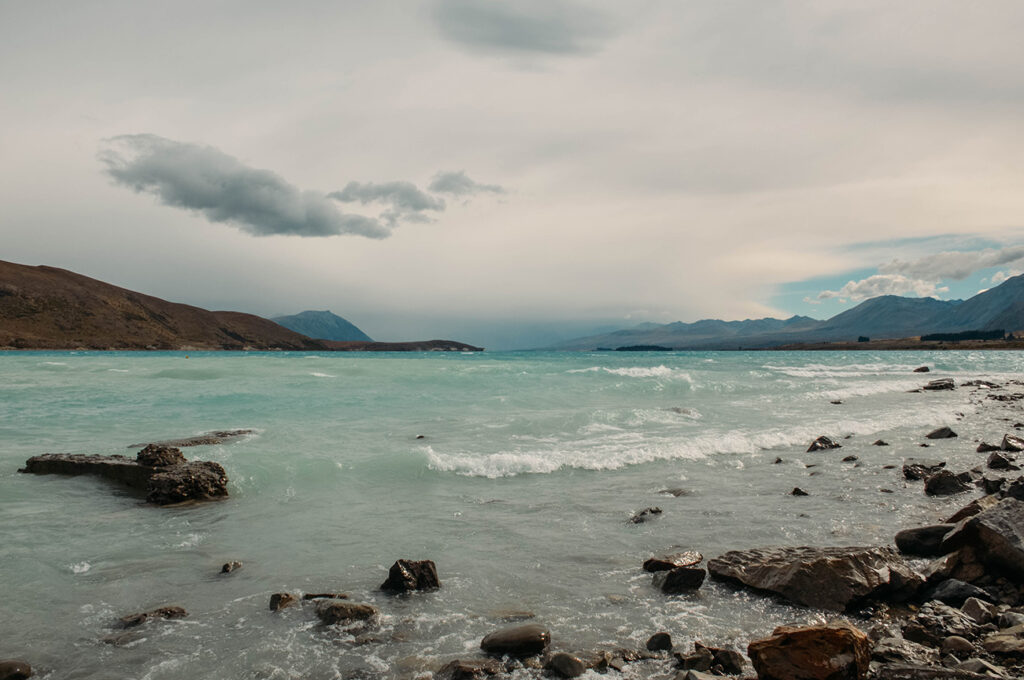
[314,599,378,625]
[119,605,188,628]
[128,429,253,448]
[914,366,931,373]
[652,566,706,593]
[643,551,703,572]
[380,559,440,592]
[480,623,551,658]
[0,660,33,680]
[747,622,871,680]
[630,507,662,523]
[874,440,891,446]
[545,652,585,678]
[220,561,243,574]
[792,487,810,496]
[707,546,922,611]
[807,436,842,452]
[924,378,956,391]
[435,659,503,680]
[269,593,297,611]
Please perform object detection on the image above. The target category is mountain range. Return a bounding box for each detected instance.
[551,274,1024,350]
[272,310,372,342]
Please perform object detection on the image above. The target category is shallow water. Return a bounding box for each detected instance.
[1,350,1022,679]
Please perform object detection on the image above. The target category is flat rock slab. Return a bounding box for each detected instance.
[747,622,870,680]
[20,450,228,506]
[128,429,254,448]
[707,546,922,611]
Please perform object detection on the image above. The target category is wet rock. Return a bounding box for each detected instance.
[269,593,297,611]
[982,476,1008,495]
[831,400,843,405]
[660,488,691,497]
[927,427,959,440]
[927,580,993,607]
[941,498,1024,579]
[0,661,33,680]
[630,507,662,523]
[646,632,673,652]
[747,622,870,680]
[773,457,783,464]
[643,550,703,572]
[914,366,931,373]
[652,566,706,593]
[896,525,956,557]
[843,455,859,462]
[944,495,1000,524]
[480,623,551,658]
[925,470,972,496]
[303,592,348,600]
[875,440,891,446]
[924,378,956,391]
[986,452,1018,471]
[792,487,810,496]
[807,436,842,452]
[380,559,440,592]
[871,637,939,666]
[694,643,745,674]
[20,452,228,505]
[1001,434,1024,452]
[922,546,987,585]
[674,646,713,671]
[904,459,947,481]
[314,599,378,625]
[435,659,503,680]
[545,652,585,678]
[128,429,253,448]
[119,605,188,628]
[707,546,922,611]
[135,444,187,466]
[977,442,1001,453]
[902,602,980,646]
[220,561,243,574]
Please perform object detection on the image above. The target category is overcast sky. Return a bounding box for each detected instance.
[3,1,1024,347]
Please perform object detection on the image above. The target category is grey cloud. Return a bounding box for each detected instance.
[428,171,505,197]
[99,134,389,238]
[433,0,611,55]
[329,181,444,226]
[878,246,1024,281]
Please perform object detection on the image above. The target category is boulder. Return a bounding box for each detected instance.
[926,427,958,440]
[924,379,956,391]
[792,487,810,496]
[707,546,922,611]
[269,593,297,611]
[314,599,378,625]
[922,546,986,585]
[676,671,717,680]
[895,525,955,557]
[940,635,975,656]
[926,579,993,607]
[914,366,931,373]
[807,436,842,452]
[21,452,228,505]
[380,559,440,592]
[646,632,673,652]
[652,566,706,593]
[924,470,972,496]
[1001,434,1024,452]
[960,597,995,625]
[545,652,585,678]
[0,661,32,680]
[119,605,187,628]
[135,444,187,466]
[982,624,1024,655]
[220,561,242,574]
[480,623,551,658]
[435,659,503,680]
[956,658,1009,676]
[904,459,946,481]
[941,498,1024,579]
[643,550,702,572]
[674,646,713,671]
[747,622,871,680]
[630,507,662,523]
[986,452,1018,470]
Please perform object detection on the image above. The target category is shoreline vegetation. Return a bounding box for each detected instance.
[8,371,1024,679]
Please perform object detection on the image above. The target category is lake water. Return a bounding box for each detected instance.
[1,350,1021,679]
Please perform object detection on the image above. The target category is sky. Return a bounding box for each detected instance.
[3,1,1024,349]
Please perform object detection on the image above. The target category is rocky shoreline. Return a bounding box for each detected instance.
[6,375,1024,679]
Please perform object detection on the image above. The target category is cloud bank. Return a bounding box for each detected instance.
[329,181,445,226]
[818,274,947,302]
[100,134,390,238]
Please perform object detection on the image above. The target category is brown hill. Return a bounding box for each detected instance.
[0,260,329,351]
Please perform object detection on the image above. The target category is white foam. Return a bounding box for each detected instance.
[70,561,91,574]
[108,368,130,373]
[310,372,336,378]
[568,365,694,382]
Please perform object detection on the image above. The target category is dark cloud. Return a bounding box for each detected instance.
[428,171,505,197]
[99,134,389,238]
[329,181,445,226]
[432,0,611,55]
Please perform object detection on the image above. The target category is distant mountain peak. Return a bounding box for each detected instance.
[272,310,372,342]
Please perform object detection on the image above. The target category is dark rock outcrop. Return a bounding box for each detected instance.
[652,566,706,593]
[0,661,33,680]
[895,525,956,557]
[269,593,297,611]
[21,448,228,506]
[129,430,253,449]
[926,427,958,440]
[926,579,993,607]
[924,470,972,496]
[707,546,922,611]
[380,559,440,592]
[977,442,1001,453]
[643,550,702,572]
[1001,434,1024,452]
[479,624,551,658]
[646,632,673,651]
[220,561,242,574]
[314,599,378,625]
[904,459,946,481]
[119,605,188,628]
[792,487,810,496]
[914,366,931,373]
[807,436,842,452]
[747,622,871,680]
[923,379,956,391]
[941,498,1024,579]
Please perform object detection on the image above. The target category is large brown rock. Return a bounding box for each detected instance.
[480,624,551,658]
[314,599,378,625]
[135,444,186,467]
[0,660,33,680]
[941,498,1024,579]
[146,461,228,504]
[747,622,871,680]
[903,459,946,481]
[707,546,922,611]
[380,559,440,592]
[923,470,971,496]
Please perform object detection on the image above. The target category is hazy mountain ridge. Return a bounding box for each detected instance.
[552,275,1024,350]
[272,310,372,342]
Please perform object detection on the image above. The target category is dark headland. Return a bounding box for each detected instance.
[0,260,481,352]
